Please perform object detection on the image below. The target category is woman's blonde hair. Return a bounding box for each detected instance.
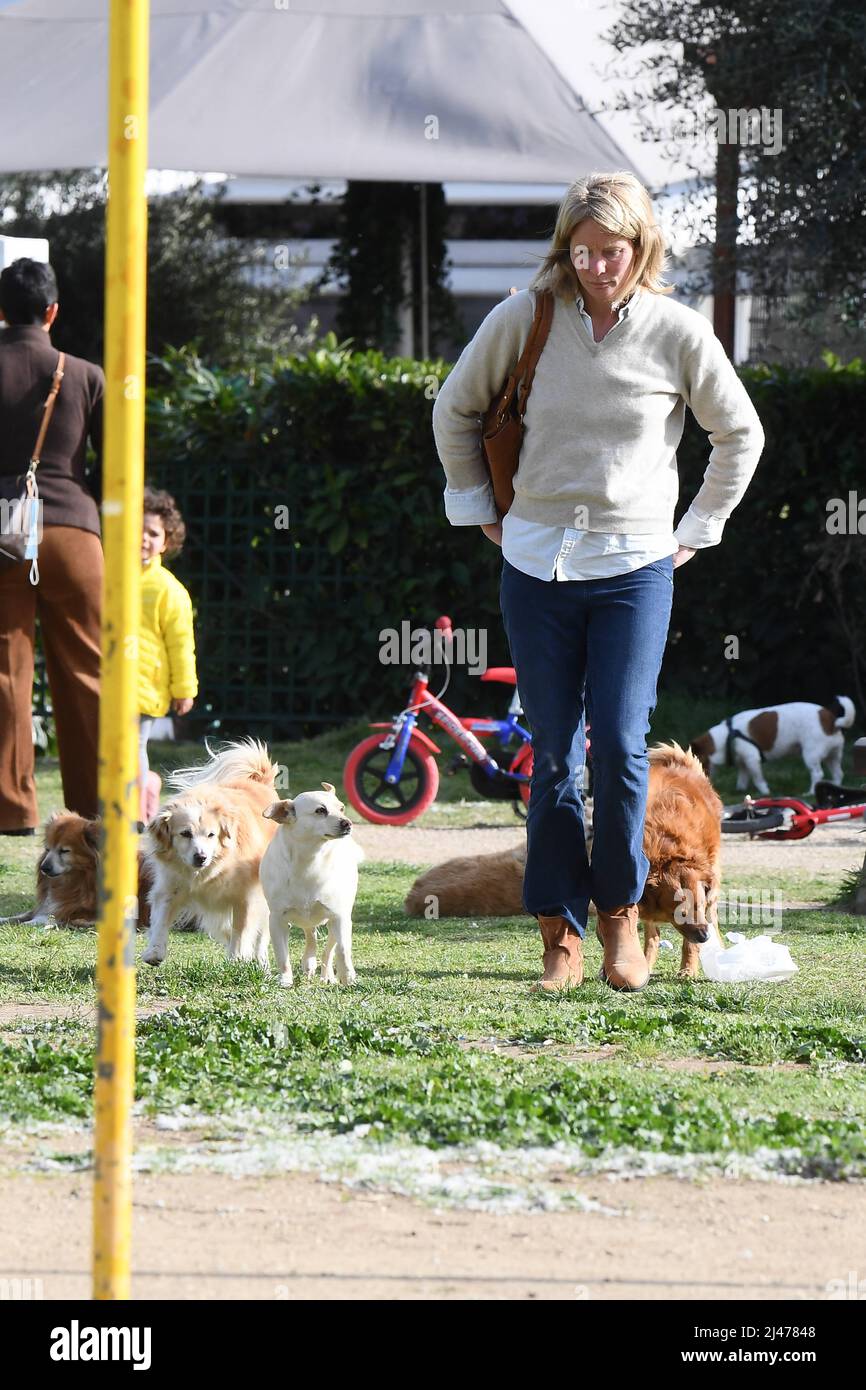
[530,171,673,303]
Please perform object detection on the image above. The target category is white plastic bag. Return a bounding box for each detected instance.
[699,932,799,983]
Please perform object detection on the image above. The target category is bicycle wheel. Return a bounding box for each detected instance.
[721,804,787,836]
[343,733,440,826]
[508,743,533,811]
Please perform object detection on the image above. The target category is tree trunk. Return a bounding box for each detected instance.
[713,138,739,358]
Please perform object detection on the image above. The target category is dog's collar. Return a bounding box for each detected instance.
[724,715,766,764]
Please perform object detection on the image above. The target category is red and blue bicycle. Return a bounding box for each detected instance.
[343,615,592,826]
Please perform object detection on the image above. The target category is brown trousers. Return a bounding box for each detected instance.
[0,526,102,828]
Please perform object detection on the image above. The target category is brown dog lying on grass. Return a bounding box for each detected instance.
[405,742,724,980]
[0,810,152,930]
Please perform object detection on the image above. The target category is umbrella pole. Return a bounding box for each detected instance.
[93,0,150,1302]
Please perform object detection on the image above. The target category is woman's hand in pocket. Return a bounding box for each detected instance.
[673,545,696,569]
[481,521,503,547]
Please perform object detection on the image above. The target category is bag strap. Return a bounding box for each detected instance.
[29,351,66,473]
[516,291,554,419]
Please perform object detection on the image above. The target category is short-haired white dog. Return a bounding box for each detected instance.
[690,696,855,795]
[260,782,363,987]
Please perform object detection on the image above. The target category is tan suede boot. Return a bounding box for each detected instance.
[531,914,584,992]
[595,903,649,992]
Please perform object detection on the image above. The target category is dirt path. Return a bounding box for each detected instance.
[0,1162,860,1300]
[354,820,526,864]
[355,817,866,901]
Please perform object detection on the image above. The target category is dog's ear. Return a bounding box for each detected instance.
[147,810,174,849]
[320,782,335,795]
[218,817,235,844]
[689,735,712,766]
[44,808,76,840]
[82,819,102,855]
[264,799,296,823]
[685,875,710,927]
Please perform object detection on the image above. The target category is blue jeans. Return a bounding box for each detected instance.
[499,554,674,937]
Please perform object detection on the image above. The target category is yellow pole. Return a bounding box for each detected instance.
[93,0,150,1301]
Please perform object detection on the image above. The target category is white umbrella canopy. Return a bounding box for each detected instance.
[0,0,644,181]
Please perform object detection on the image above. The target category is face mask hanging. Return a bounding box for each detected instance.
[0,351,65,584]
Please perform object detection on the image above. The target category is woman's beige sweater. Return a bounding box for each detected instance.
[431,286,765,534]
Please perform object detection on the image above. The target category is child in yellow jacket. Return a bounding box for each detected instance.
[139,486,198,821]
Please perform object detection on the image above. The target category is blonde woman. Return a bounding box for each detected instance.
[432,171,764,994]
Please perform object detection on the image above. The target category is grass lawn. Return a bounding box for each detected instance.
[1,692,865,1187]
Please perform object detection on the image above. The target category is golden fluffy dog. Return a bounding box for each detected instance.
[639,742,724,978]
[405,742,724,979]
[0,810,152,930]
[141,738,280,967]
[405,844,527,922]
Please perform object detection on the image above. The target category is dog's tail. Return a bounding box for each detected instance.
[166,737,279,792]
[648,739,708,776]
[828,695,856,730]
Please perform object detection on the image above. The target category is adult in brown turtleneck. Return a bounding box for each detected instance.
[0,258,104,832]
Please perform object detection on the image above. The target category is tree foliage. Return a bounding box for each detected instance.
[0,169,317,369]
[606,1,866,334]
[144,340,866,736]
[326,181,463,357]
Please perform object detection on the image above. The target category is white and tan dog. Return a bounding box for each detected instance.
[260,782,363,987]
[141,739,280,967]
[690,696,855,795]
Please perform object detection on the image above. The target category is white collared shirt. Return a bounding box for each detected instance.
[443,285,726,579]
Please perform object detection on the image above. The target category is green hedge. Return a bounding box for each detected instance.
[674,352,866,717]
[145,342,866,739]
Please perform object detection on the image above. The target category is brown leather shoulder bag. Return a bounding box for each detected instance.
[481,288,554,516]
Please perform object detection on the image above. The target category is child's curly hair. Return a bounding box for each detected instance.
[143,486,186,559]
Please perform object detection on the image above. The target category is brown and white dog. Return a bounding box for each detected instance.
[405,742,724,979]
[141,738,281,967]
[0,810,151,929]
[690,696,855,795]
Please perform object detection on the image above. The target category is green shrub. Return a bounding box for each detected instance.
[145,342,866,738]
